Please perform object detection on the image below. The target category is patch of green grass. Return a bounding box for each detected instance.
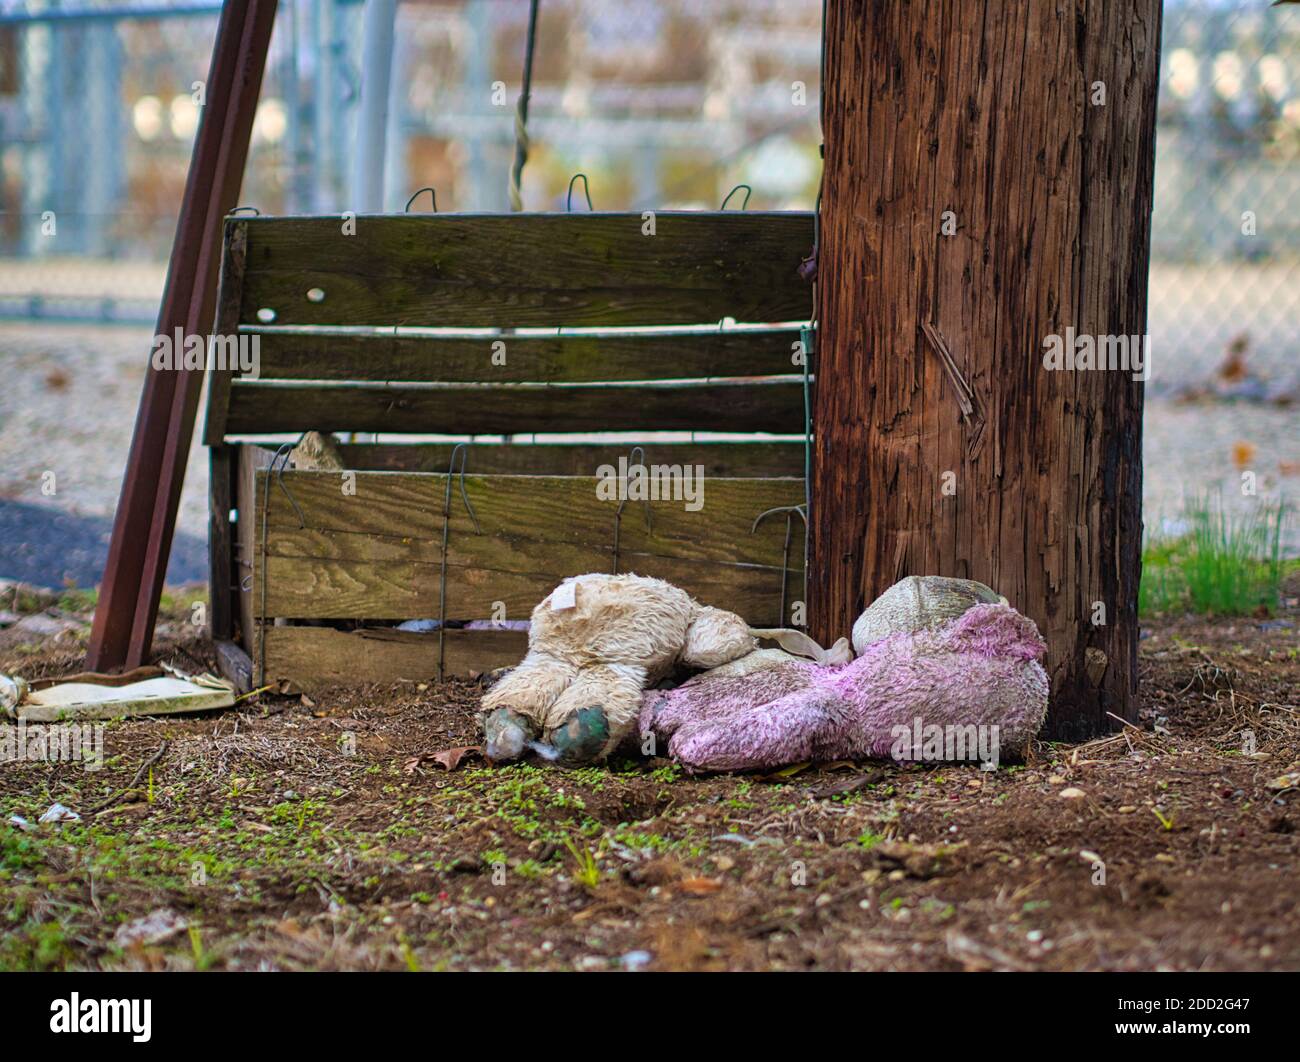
[56,587,99,612]
[1140,496,1292,617]
[649,763,682,784]
[0,919,74,970]
[562,836,602,888]
[0,829,44,874]
[614,829,672,853]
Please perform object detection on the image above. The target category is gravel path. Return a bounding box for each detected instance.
[0,321,1295,588]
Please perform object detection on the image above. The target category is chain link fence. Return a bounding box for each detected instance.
[0,0,1296,376]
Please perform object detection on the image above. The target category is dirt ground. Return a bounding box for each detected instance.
[1,586,1297,972]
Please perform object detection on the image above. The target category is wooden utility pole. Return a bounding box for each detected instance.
[811,2,1162,740]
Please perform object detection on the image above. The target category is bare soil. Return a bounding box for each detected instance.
[1,588,1297,972]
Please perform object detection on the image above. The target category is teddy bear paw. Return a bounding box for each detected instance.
[483,707,539,762]
[545,706,610,764]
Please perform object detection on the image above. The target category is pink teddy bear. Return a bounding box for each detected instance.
[640,586,1050,773]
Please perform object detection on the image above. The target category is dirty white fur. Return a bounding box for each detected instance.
[852,575,1005,655]
[480,573,757,758]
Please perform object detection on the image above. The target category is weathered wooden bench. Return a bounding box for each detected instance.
[203,210,815,692]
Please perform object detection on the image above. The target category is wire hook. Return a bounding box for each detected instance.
[404,187,438,213]
[611,445,652,574]
[566,173,594,212]
[720,184,752,211]
[443,442,481,534]
[270,440,306,529]
[751,504,807,627]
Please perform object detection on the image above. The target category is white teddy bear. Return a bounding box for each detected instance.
[480,573,758,762]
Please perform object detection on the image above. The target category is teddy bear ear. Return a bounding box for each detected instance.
[680,607,756,669]
[938,603,1047,661]
[750,628,851,665]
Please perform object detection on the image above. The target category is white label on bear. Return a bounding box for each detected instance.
[550,581,577,610]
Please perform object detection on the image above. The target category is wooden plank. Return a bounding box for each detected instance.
[261,625,530,688]
[333,441,805,478]
[235,444,270,671]
[238,212,815,328]
[208,445,235,640]
[202,218,249,446]
[257,555,803,627]
[225,378,805,435]
[250,468,806,624]
[243,327,809,383]
[253,469,805,566]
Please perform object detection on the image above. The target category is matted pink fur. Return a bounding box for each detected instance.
[640,603,1050,773]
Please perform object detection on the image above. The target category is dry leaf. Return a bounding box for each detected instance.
[405,746,484,774]
[433,745,482,771]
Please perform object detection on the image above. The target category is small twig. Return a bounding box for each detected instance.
[808,770,885,800]
[89,740,169,815]
[235,684,275,704]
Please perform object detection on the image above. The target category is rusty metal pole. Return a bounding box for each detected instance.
[86,0,279,671]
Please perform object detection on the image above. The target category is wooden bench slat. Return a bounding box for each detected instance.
[244,327,809,383]
[261,626,530,687]
[261,513,802,576]
[226,378,806,435]
[250,469,806,570]
[239,467,804,624]
[333,441,804,478]
[257,556,803,626]
[238,212,815,328]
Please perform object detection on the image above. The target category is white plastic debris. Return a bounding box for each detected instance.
[38,802,81,824]
[14,667,234,722]
[396,619,441,632]
[113,908,188,949]
[8,814,35,832]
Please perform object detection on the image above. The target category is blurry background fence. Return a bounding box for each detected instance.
[0,0,1297,381]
